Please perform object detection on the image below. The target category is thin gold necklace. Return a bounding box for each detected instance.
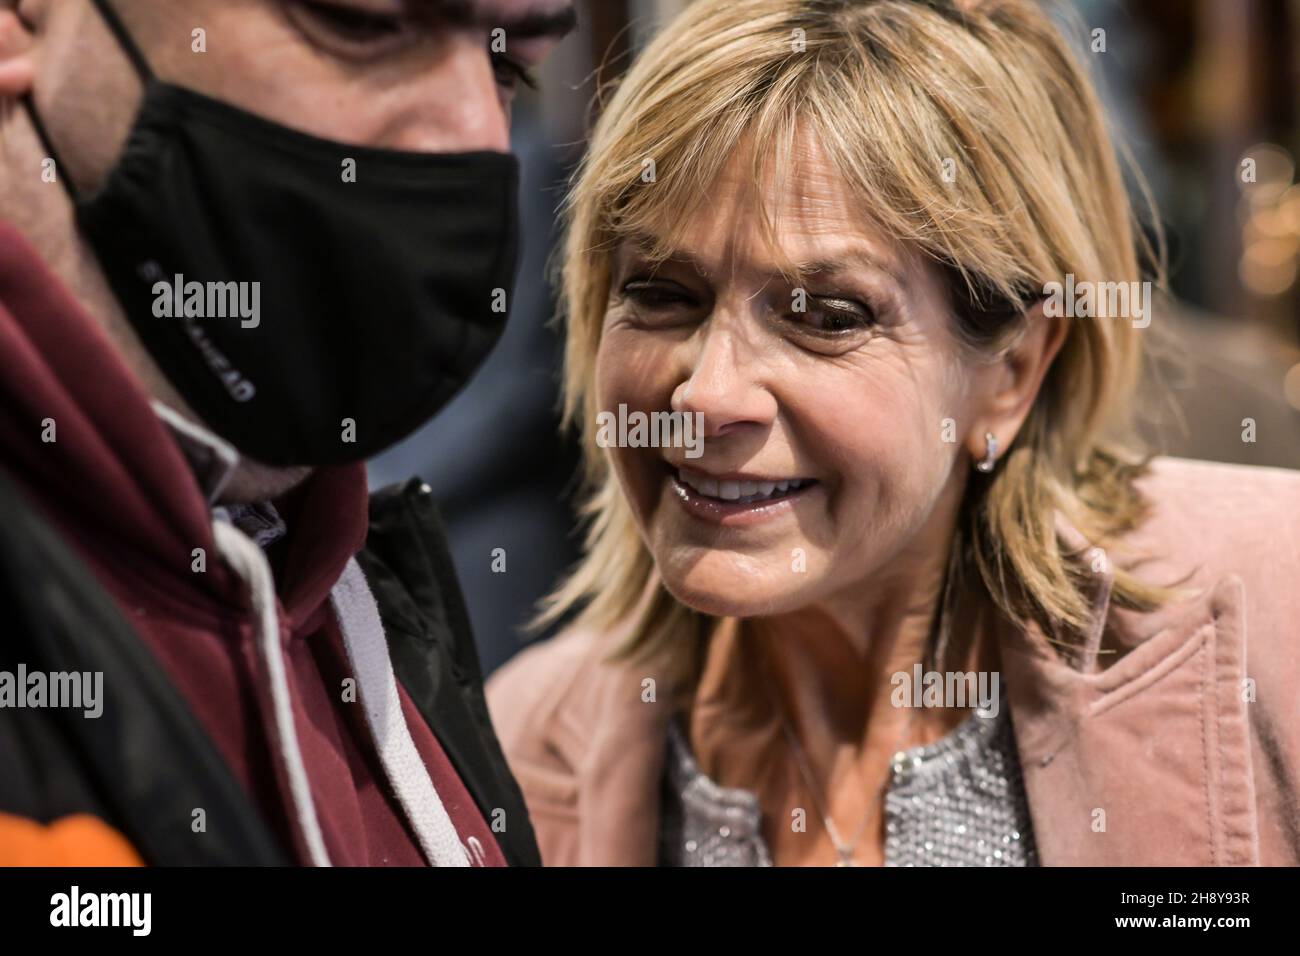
[762,658,920,867]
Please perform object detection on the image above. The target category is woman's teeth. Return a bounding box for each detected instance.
[676,468,811,504]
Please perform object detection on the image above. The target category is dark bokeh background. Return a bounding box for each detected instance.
[369,0,1300,675]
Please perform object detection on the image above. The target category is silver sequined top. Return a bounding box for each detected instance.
[658,694,1038,867]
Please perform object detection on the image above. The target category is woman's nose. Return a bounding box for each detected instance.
[670,324,777,440]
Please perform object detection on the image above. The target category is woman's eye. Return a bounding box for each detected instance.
[622,280,695,311]
[788,297,876,335]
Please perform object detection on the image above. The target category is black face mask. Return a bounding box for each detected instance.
[27,0,519,467]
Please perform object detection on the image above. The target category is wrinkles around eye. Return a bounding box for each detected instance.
[613,279,890,358]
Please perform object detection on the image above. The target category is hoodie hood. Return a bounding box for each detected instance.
[0,220,366,626]
[0,219,502,867]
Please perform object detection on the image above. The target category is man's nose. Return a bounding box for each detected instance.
[393,39,510,154]
[670,322,777,441]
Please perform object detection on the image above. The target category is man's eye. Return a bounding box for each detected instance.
[292,1,406,48]
[492,53,539,91]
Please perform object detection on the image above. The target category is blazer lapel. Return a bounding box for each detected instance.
[573,654,675,865]
[1000,558,1258,866]
[560,514,1261,867]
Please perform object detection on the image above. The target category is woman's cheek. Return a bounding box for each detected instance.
[595,330,668,520]
[596,326,667,407]
[820,397,934,549]
[593,327,623,413]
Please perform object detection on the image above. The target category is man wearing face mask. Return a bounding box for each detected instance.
[0,0,574,866]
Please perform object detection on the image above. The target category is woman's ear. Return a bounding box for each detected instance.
[967,300,1068,462]
[0,7,36,98]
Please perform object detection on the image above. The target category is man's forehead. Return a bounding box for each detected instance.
[425,0,578,37]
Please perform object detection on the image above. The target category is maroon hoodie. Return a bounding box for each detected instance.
[0,221,506,866]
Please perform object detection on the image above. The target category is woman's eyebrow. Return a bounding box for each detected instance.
[622,239,715,278]
[791,250,908,289]
[622,236,906,288]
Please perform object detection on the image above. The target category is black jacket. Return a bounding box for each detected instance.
[0,470,540,866]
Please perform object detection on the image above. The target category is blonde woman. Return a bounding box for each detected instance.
[487,0,1300,866]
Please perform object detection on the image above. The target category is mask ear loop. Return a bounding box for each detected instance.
[88,0,156,82]
[21,94,78,203]
[20,0,156,203]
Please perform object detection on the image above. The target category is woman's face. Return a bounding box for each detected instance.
[596,140,996,624]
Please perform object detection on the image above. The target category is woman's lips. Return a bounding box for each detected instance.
[666,465,819,526]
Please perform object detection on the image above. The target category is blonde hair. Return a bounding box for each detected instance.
[537,0,1173,685]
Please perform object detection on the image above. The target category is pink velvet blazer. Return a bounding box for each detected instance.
[487,457,1300,866]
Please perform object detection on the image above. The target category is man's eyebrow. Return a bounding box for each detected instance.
[426,0,579,38]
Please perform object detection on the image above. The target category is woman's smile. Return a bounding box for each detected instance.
[664,461,821,527]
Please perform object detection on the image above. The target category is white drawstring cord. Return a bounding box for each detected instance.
[330,558,469,867]
[212,517,332,867]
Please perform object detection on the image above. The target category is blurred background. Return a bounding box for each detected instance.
[369,0,1300,675]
